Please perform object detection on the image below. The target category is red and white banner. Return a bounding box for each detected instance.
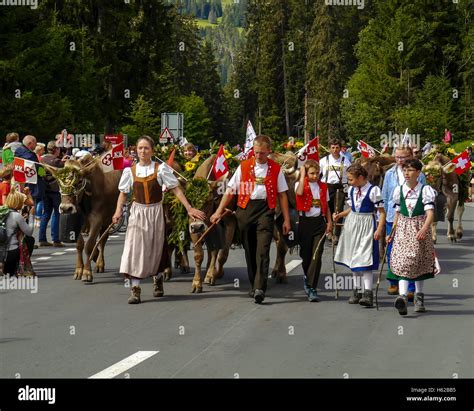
[212,145,229,180]
[101,143,124,172]
[357,140,376,158]
[450,150,470,175]
[236,147,254,161]
[13,157,37,184]
[297,137,319,167]
[244,120,257,154]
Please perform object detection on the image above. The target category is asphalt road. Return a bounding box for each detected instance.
[1,205,473,379]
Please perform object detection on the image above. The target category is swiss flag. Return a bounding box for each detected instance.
[212,145,229,180]
[13,157,37,184]
[451,150,471,175]
[357,140,376,158]
[296,137,319,167]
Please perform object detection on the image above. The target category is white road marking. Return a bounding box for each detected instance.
[89,351,159,379]
[285,259,302,274]
[65,248,76,251]
[51,252,66,256]
[35,257,52,261]
[109,235,119,238]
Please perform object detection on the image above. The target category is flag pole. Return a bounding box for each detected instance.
[206,164,213,181]
[154,156,188,182]
[13,157,54,169]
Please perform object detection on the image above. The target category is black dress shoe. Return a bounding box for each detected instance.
[254,289,265,304]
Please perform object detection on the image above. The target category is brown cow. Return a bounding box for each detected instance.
[268,152,298,283]
[161,160,191,281]
[423,154,464,243]
[188,155,237,293]
[355,155,395,187]
[44,156,122,282]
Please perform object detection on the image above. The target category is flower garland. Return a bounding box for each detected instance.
[163,177,211,254]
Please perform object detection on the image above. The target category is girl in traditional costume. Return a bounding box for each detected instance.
[388,159,436,315]
[333,164,385,307]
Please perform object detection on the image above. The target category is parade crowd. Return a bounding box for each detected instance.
[1,131,471,318]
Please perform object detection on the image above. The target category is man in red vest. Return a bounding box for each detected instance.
[211,135,291,304]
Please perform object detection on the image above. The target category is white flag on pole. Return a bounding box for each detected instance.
[244,120,257,154]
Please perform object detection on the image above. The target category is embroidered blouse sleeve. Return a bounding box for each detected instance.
[422,185,436,210]
[118,167,133,193]
[370,186,384,207]
[392,186,401,212]
[227,166,242,194]
[157,163,179,189]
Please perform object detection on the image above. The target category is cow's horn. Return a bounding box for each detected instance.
[42,163,58,176]
[80,157,98,175]
[443,163,456,174]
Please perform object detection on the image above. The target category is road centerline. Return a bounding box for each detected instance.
[89,351,159,379]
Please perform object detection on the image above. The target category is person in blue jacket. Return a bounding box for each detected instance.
[14,135,46,211]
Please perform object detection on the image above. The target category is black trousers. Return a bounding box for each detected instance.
[236,200,275,292]
[298,215,327,289]
[2,236,35,276]
[327,183,345,237]
[4,247,20,275]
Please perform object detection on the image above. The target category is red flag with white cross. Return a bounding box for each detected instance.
[451,150,471,175]
[212,145,229,180]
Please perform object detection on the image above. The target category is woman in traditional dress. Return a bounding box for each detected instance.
[113,135,205,304]
[333,164,386,308]
[388,158,436,315]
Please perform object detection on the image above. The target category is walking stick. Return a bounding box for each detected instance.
[375,224,396,311]
[85,221,115,266]
[194,208,232,247]
[312,232,327,261]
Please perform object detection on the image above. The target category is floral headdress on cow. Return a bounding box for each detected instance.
[55,167,83,195]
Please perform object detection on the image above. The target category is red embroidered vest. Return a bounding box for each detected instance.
[237,158,280,209]
[295,177,328,216]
